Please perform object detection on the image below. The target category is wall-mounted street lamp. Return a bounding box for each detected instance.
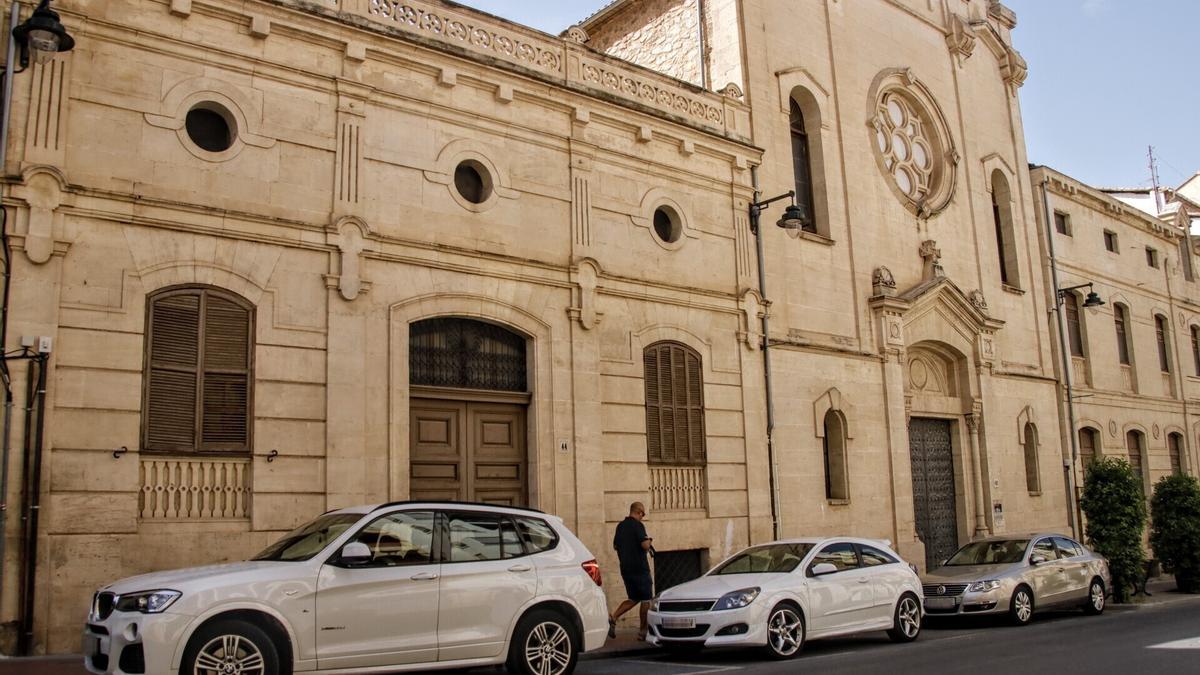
[1056,282,1105,309]
[749,190,812,234]
[11,0,74,70]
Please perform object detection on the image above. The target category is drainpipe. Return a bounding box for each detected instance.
[1041,178,1082,541]
[696,0,709,89]
[17,353,45,655]
[750,166,782,540]
[0,1,21,626]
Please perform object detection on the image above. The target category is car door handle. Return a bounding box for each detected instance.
[508,564,533,573]
[857,578,871,584]
[410,572,439,581]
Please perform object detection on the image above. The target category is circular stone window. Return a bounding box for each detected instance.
[185,103,236,153]
[653,206,681,244]
[454,161,492,205]
[868,71,957,217]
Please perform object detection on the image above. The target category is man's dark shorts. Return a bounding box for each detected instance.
[621,570,654,602]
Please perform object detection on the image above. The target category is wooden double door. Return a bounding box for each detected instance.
[409,398,527,506]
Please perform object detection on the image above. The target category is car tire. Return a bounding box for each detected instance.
[761,602,805,660]
[1008,585,1035,626]
[1083,578,1106,615]
[181,618,281,675]
[506,608,579,675]
[887,593,922,643]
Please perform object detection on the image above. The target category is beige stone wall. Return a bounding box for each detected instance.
[0,0,765,652]
[1032,167,1200,502]
[587,0,703,87]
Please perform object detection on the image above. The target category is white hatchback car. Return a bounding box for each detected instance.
[83,502,608,675]
[647,538,923,659]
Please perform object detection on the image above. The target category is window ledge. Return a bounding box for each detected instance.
[826,498,851,506]
[1001,284,1026,296]
[1028,491,1043,497]
[786,229,835,246]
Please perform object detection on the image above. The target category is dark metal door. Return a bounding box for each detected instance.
[909,418,959,570]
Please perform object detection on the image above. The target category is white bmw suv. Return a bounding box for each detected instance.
[83,502,608,675]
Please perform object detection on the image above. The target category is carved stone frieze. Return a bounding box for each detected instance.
[873,266,897,297]
[565,25,589,43]
[579,59,724,127]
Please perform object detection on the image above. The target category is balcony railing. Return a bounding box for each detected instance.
[1071,357,1090,387]
[649,465,707,512]
[139,457,252,520]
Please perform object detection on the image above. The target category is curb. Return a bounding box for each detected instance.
[582,645,660,661]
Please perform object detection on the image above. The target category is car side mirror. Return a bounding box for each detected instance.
[810,562,838,577]
[1029,554,1048,566]
[338,542,372,566]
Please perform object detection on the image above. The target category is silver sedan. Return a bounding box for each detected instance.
[921,534,1111,625]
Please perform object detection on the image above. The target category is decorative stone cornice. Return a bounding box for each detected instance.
[1000,48,1028,95]
[945,15,977,67]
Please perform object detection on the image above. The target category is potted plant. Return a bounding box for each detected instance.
[1150,474,1200,593]
[1080,457,1147,602]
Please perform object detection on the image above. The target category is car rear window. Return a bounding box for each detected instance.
[858,545,898,566]
[515,516,559,553]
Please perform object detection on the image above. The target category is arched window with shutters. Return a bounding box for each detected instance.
[1126,430,1146,492]
[142,286,254,453]
[1155,314,1171,373]
[823,410,849,500]
[789,98,818,234]
[991,170,1020,289]
[1023,422,1041,493]
[1168,432,1184,476]
[1114,304,1132,366]
[1064,293,1086,358]
[643,341,706,466]
[1078,427,1099,470]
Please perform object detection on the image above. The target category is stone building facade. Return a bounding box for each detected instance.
[1032,166,1200,509]
[587,0,1070,571]
[0,0,770,653]
[0,0,1195,656]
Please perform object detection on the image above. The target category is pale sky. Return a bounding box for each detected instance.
[455,0,1199,190]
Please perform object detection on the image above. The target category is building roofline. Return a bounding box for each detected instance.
[572,0,634,32]
[1030,165,1186,238]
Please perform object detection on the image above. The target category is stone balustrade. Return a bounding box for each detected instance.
[139,457,252,520]
[649,465,707,512]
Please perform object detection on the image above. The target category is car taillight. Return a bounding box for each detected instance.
[582,559,602,587]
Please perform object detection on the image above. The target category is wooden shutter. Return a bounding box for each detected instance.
[643,342,705,466]
[143,288,253,454]
[201,295,251,450]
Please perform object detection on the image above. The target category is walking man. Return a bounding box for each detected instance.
[609,501,654,640]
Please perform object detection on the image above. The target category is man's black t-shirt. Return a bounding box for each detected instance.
[613,516,650,575]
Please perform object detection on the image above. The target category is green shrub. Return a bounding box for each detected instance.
[1080,457,1146,602]
[1150,474,1200,593]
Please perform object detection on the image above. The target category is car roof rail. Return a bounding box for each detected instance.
[371,500,546,515]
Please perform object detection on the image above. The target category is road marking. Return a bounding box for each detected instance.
[1147,636,1200,650]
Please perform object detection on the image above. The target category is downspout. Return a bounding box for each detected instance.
[0,0,21,626]
[696,0,709,89]
[17,353,45,656]
[1041,177,1081,540]
[750,166,781,540]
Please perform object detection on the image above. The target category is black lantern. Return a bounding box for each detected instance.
[1082,290,1105,308]
[776,202,811,231]
[12,0,74,69]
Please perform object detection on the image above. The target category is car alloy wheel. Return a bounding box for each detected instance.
[523,621,573,675]
[1010,587,1034,625]
[764,605,804,658]
[888,594,921,642]
[194,634,266,675]
[1086,580,1105,614]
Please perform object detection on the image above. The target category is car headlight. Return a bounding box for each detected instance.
[114,590,181,614]
[712,587,760,611]
[968,580,1001,593]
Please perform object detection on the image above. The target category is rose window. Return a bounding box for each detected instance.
[874,92,933,202]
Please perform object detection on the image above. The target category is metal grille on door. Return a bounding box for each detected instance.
[653,549,706,594]
[909,418,959,570]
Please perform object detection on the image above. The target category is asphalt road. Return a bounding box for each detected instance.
[9,594,1198,675]
[576,595,1200,675]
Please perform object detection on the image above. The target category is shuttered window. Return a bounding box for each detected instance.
[1064,293,1084,357]
[143,287,254,453]
[643,342,706,466]
[1155,315,1170,373]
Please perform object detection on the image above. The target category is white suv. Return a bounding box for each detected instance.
[83,502,608,675]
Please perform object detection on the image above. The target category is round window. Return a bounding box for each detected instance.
[454,161,491,204]
[185,104,235,153]
[653,206,681,243]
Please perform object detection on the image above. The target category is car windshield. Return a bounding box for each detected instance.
[944,539,1030,566]
[710,543,815,575]
[252,513,365,562]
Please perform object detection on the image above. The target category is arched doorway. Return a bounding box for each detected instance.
[906,344,969,570]
[407,317,530,506]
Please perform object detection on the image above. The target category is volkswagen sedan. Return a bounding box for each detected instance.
[646,538,923,659]
[921,534,1110,625]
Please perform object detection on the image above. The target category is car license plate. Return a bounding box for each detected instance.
[925,597,957,610]
[662,617,696,629]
